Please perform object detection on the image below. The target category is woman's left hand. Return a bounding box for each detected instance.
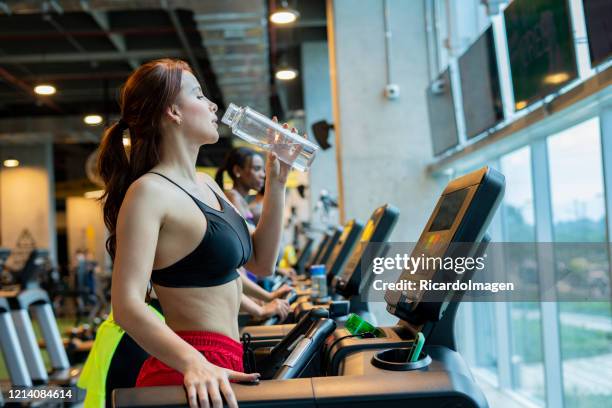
[271,284,293,300]
[266,117,307,186]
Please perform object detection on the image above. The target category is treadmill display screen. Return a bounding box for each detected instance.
[429,189,468,232]
[582,0,612,67]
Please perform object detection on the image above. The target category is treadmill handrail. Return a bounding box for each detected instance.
[273,318,336,380]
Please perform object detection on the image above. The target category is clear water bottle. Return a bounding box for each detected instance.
[310,264,327,299]
[221,103,319,172]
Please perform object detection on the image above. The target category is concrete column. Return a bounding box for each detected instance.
[301,41,340,228]
[327,0,443,243]
[0,141,57,264]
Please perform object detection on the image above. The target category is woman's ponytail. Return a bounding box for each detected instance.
[98,121,131,259]
[96,58,192,260]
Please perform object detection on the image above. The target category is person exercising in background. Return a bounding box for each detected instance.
[216,148,297,282]
[97,58,304,408]
[214,146,264,228]
[249,184,265,225]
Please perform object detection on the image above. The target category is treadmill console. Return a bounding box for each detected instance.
[324,219,363,281]
[334,204,399,297]
[316,227,344,267]
[385,167,504,324]
[20,249,51,289]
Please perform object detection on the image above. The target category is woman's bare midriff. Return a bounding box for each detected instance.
[154,277,243,341]
[145,172,246,342]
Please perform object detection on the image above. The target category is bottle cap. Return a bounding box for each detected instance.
[221,103,241,126]
[309,264,326,276]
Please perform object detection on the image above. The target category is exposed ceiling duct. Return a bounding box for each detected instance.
[3,0,271,115]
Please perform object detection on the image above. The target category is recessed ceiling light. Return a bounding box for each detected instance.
[275,68,298,80]
[270,9,299,24]
[34,84,56,95]
[84,114,103,125]
[3,159,19,168]
[270,1,299,24]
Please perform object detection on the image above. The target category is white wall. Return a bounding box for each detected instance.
[0,142,56,265]
[66,196,108,271]
[327,0,447,324]
[301,41,340,230]
[328,0,444,243]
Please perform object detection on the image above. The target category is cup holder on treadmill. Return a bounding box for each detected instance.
[371,348,431,371]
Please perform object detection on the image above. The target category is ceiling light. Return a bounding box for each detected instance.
[3,159,19,168]
[122,136,131,147]
[34,84,56,95]
[270,1,299,24]
[84,114,103,125]
[275,68,298,80]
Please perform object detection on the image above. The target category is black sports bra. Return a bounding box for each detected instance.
[148,172,252,288]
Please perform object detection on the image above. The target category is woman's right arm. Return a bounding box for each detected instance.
[111,179,258,408]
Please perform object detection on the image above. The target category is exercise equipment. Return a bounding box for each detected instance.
[0,249,79,387]
[113,166,504,408]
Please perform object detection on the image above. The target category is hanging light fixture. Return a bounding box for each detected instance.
[84,114,103,125]
[3,158,19,168]
[275,67,299,80]
[270,0,299,25]
[34,84,56,95]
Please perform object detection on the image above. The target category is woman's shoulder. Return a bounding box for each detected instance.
[128,173,168,197]
[120,173,170,215]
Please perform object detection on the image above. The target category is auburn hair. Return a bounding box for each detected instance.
[98,58,192,259]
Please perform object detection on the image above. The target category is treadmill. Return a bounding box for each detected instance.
[292,236,314,275]
[292,219,363,304]
[292,204,399,321]
[113,167,504,408]
[0,249,78,387]
[243,204,399,339]
[322,219,363,281]
[313,226,343,267]
[308,232,331,268]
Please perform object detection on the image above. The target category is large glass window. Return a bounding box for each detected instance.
[547,117,612,408]
[472,302,499,373]
[500,147,545,405]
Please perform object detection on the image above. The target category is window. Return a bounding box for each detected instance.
[547,117,612,408]
[500,147,545,404]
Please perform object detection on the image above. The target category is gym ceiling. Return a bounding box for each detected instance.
[0,0,326,169]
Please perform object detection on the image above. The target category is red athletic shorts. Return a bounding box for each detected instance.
[135,331,244,387]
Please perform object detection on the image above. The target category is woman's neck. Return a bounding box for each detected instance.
[157,130,200,182]
[232,183,250,197]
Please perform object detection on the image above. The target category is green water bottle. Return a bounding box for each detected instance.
[345,313,383,337]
